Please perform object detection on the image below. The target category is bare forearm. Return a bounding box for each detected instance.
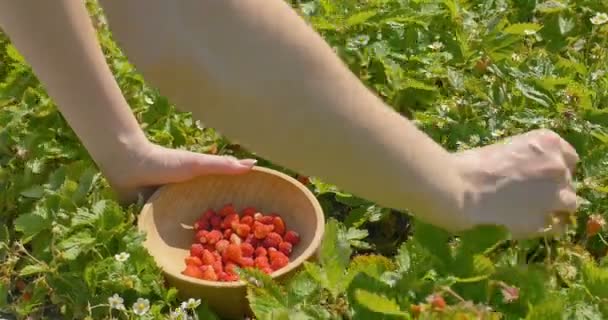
[0,0,147,182]
[100,0,470,228]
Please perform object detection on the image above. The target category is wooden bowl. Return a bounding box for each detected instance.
[137,166,325,319]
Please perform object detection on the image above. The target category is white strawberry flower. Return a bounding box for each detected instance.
[114,252,130,263]
[591,12,608,25]
[132,298,150,316]
[108,293,125,310]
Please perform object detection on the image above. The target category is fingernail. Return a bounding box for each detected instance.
[239,159,257,167]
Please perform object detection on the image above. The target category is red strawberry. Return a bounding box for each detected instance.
[212,260,224,274]
[255,246,267,257]
[241,243,255,257]
[185,255,203,267]
[241,216,254,227]
[279,241,293,256]
[218,271,229,281]
[254,212,263,221]
[195,230,209,243]
[242,207,257,217]
[272,216,286,235]
[210,215,222,229]
[587,214,606,237]
[239,257,254,268]
[235,223,251,238]
[202,209,215,221]
[261,267,273,275]
[427,294,446,311]
[284,230,300,245]
[200,265,218,281]
[219,204,237,217]
[225,273,239,281]
[259,215,274,225]
[201,249,216,265]
[215,239,230,253]
[255,256,270,269]
[206,230,223,245]
[230,233,242,245]
[223,243,242,263]
[263,232,282,249]
[223,228,233,239]
[182,265,204,279]
[193,219,209,231]
[225,263,238,275]
[253,222,273,239]
[190,243,205,258]
[222,213,240,229]
[270,254,289,270]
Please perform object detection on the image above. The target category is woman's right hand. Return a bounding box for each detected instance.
[453,129,578,239]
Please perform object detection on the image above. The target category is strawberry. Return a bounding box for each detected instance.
[587,214,606,237]
[272,216,286,235]
[242,207,257,217]
[195,230,209,243]
[185,255,203,267]
[225,263,238,275]
[218,271,229,282]
[239,257,255,268]
[219,204,237,217]
[225,273,239,281]
[284,230,300,245]
[270,251,289,270]
[235,223,251,238]
[241,243,255,257]
[253,221,273,239]
[190,243,205,258]
[210,215,222,229]
[263,232,282,249]
[255,256,270,269]
[212,260,224,274]
[279,241,293,256]
[201,249,216,265]
[261,267,273,275]
[222,213,240,229]
[202,209,215,221]
[230,233,242,245]
[259,215,274,225]
[206,230,223,245]
[223,228,233,239]
[215,239,230,254]
[193,219,209,231]
[223,244,242,263]
[427,294,446,311]
[182,265,204,279]
[241,215,254,227]
[255,246,267,258]
[253,212,263,221]
[200,265,218,281]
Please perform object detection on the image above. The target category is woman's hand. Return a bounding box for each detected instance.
[453,129,578,239]
[106,140,257,204]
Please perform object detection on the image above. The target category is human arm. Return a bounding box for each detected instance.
[0,0,257,203]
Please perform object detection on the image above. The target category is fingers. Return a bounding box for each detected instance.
[191,154,257,175]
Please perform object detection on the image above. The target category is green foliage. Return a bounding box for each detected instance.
[3,0,608,318]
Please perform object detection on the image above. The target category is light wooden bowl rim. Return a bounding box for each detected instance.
[137,166,325,288]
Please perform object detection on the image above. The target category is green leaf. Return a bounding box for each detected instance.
[345,10,377,27]
[582,261,608,299]
[56,231,96,260]
[20,185,44,198]
[525,295,566,320]
[318,219,352,296]
[456,225,510,256]
[20,264,49,276]
[353,289,409,317]
[14,207,51,242]
[6,44,25,63]
[503,23,543,35]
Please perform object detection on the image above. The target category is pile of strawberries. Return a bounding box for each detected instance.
[182,204,300,282]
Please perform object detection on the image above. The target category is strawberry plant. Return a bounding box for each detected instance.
[3,0,608,319]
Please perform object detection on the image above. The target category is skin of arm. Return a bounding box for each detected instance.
[0,0,256,203]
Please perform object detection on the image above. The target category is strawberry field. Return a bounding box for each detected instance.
[3,0,608,319]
